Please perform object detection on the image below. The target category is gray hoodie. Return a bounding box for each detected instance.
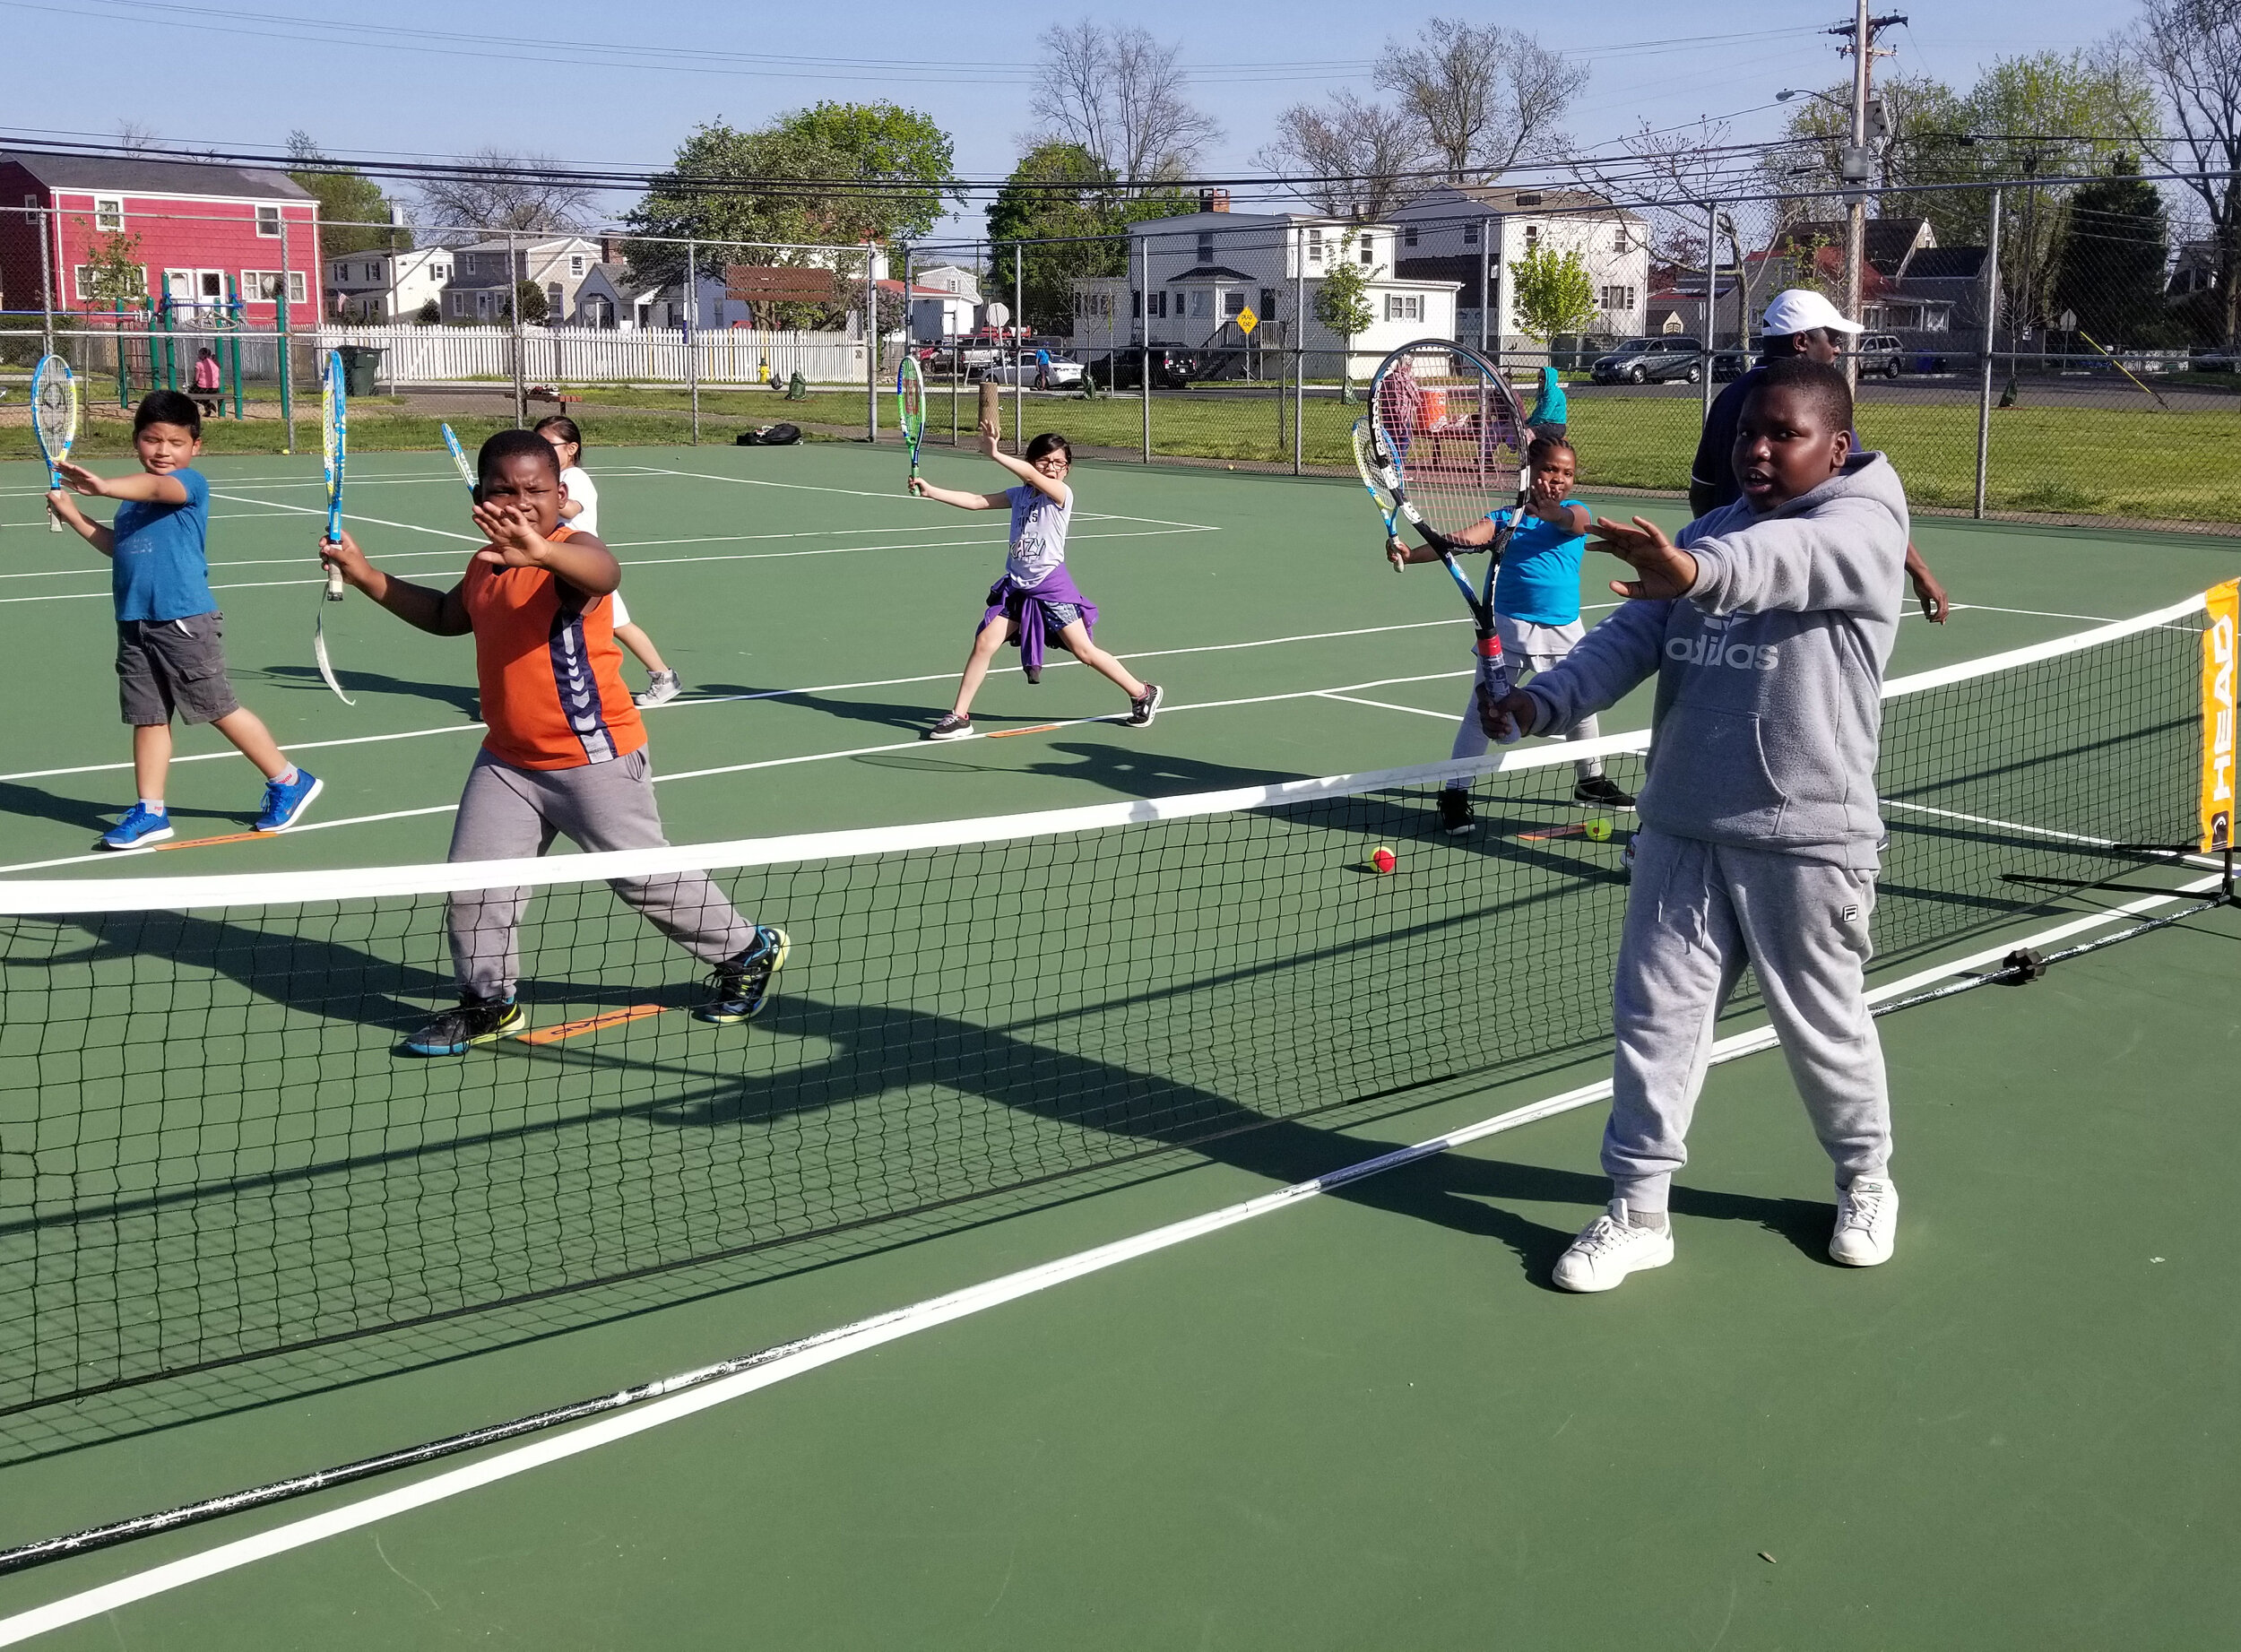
[1520,452,1910,867]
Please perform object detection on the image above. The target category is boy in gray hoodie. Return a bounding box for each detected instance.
[1477,358,1909,1292]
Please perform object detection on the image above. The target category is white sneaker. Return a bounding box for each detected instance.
[634,670,682,708]
[1552,1200,1674,1293]
[1829,1176,1899,1267]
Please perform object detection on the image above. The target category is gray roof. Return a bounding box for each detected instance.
[2,151,313,202]
[1404,185,1640,221]
[1166,264,1259,282]
[1902,247,1987,281]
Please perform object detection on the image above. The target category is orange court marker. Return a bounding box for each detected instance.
[985,723,1060,739]
[152,829,271,852]
[515,1003,669,1045]
[1515,824,1591,843]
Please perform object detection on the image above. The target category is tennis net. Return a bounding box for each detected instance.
[1,593,2226,1415]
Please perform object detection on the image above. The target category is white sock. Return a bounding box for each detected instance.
[275,765,299,786]
[139,798,166,815]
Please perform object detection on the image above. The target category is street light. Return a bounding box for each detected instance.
[1776,88,1847,108]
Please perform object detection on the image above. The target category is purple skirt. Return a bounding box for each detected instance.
[981,567,1099,681]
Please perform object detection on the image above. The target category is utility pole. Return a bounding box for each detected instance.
[1830,4,1906,387]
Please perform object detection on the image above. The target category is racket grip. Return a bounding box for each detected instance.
[324,562,345,601]
[1474,636,1519,747]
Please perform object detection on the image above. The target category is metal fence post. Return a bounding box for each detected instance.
[687,238,700,445]
[1974,189,2003,520]
[1138,233,1151,464]
[1700,201,1718,423]
[506,230,525,428]
[866,246,878,445]
[277,215,295,454]
[1294,249,1306,475]
[1013,243,1024,450]
[34,204,55,361]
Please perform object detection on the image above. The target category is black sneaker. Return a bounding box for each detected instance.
[1436,788,1475,836]
[692,926,791,1025]
[1573,774,1636,809]
[922,712,973,741]
[1126,683,1164,728]
[402,995,524,1056]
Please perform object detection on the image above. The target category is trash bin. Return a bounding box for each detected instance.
[336,345,384,398]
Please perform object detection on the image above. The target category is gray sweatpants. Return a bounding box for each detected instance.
[446,747,754,1001]
[1604,829,1891,1212]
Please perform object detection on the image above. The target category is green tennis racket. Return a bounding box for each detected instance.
[896,354,926,483]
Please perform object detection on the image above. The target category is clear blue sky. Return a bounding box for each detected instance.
[10,0,2122,240]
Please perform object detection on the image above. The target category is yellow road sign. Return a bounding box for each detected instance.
[1236,307,1258,335]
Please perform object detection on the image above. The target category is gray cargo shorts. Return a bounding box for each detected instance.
[117,611,240,727]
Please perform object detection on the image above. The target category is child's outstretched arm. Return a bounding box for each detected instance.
[471,499,619,596]
[321,529,472,636]
[54,460,191,507]
[908,475,1006,510]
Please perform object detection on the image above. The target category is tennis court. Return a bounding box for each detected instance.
[0,438,2237,1648]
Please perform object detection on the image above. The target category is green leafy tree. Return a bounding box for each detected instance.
[2049,161,2176,349]
[502,281,549,324]
[985,141,1189,333]
[286,131,411,257]
[1314,229,1380,397]
[1508,242,1599,342]
[74,224,146,307]
[625,104,956,298]
[413,298,441,325]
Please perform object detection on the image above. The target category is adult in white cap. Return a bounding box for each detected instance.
[1692,290,1948,621]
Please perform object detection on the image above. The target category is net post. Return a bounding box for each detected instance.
[1975,189,2001,519]
[687,238,700,446]
[278,214,295,454]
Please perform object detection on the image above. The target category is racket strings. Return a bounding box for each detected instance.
[1371,347,1526,541]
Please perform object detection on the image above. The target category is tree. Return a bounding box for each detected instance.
[287,132,411,258]
[2049,161,2176,347]
[624,105,956,293]
[416,148,596,237]
[1759,74,1977,244]
[1313,229,1380,398]
[1374,18,1585,182]
[413,298,441,325]
[504,281,549,324]
[1255,91,1427,221]
[74,225,146,308]
[1508,242,1599,343]
[2133,0,2241,346]
[985,141,1189,333]
[1031,22,1220,186]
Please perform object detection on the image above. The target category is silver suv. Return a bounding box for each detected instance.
[1854,333,1907,378]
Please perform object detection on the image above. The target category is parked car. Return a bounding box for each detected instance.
[976,347,1086,390]
[1710,347,1752,381]
[1590,338,1704,385]
[1853,333,1907,378]
[1088,348,1198,390]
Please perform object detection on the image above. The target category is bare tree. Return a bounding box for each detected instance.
[2133,0,2241,345]
[1254,91,1427,220]
[1031,21,1222,186]
[415,148,598,238]
[1374,18,1586,183]
[115,119,160,152]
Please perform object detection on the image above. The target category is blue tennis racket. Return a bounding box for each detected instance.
[315,350,353,705]
[31,355,77,534]
[441,422,476,495]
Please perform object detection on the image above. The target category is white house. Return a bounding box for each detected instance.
[903,261,980,338]
[1069,193,1460,376]
[440,234,604,324]
[1387,186,1650,349]
[325,246,453,322]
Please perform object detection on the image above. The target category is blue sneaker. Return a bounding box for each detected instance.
[254,768,323,833]
[402,996,525,1056]
[691,926,790,1025]
[99,803,175,850]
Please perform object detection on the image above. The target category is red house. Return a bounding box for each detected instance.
[0,151,321,326]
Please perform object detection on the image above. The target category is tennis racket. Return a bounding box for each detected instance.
[897,354,926,482]
[440,422,476,495]
[31,355,77,534]
[314,350,353,705]
[1351,419,1406,548]
[1368,339,1534,742]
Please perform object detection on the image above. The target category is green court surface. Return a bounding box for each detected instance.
[0,441,2236,1648]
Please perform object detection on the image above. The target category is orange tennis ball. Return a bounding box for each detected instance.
[1371,846,1397,874]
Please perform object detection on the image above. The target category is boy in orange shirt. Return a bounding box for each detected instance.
[319,429,784,1055]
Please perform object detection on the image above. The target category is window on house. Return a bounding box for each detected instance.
[1223,290,1244,316]
[569,254,584,276]
[1614,226,1631,253]
[1404,226,1418,247]
[463,253,478,276]
[1307,228,1324,264]
[1383,293,1423,322]
[1358,238,1374,264]
[1600,284,1638,310]
[94,195,124,232]
[1259,287,1276,318]
[289,272,307,304]
[1150,290,1166,317]
[1196,231,1215,264]
[1463,222,1479,246]
[74,264,147,301]
[1524,225,1540,252]
[1189,290,1211,319]
[255,205,281,238]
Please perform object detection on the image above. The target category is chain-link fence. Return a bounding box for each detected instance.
[7,186,2237,530]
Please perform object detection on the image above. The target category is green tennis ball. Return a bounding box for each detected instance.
[1585,818,1612,843]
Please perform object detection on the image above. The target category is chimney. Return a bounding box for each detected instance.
[600,235,623,264]
[1198,188,1230,213]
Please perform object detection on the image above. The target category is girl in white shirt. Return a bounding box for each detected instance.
[538,417,682,707]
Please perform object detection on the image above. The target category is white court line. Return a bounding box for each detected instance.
[0,670,1484,875]
[0,871,2218,1645]
[207,490,482,543]
[633,465,1220,532]
[1319,691,1460,721]
[0,618,1482,785]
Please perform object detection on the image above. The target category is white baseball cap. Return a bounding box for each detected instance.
[1760,289,1864,337]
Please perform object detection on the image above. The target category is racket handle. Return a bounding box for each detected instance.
[1474,636,1519,746]
[324,561,344,601]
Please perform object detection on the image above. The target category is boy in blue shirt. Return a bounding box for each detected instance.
[1388,436,1633,832]
[49,392,321,848]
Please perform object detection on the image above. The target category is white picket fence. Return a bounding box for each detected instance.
[311,324,869,386]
